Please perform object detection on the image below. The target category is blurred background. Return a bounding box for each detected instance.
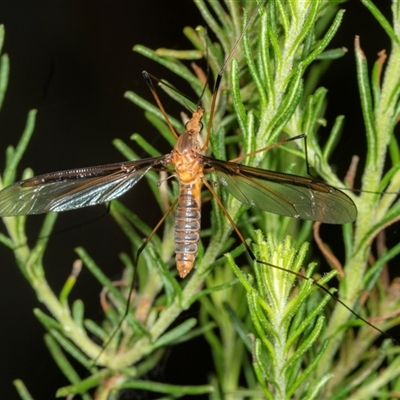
[0,1,393,399]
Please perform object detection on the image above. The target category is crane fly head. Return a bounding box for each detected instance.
[185,106,205,137]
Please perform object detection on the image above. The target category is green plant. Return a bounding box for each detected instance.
[1,1,400,399]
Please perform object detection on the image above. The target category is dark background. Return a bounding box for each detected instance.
[0,1,394,399]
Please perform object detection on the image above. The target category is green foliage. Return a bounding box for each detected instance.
[227,232,336,400]
[1,1,400,399]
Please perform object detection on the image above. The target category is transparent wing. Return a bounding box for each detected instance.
[203,156,357,224]
[0,156,167,216]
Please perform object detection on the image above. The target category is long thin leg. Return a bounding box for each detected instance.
[229,134,307,163]
[142,71,179,140]
[95,197,178,363]
[202,179,397,343]
[146,72,198,107]
[201,0,265,151]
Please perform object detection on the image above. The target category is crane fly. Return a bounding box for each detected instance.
[0,71,357,277]
[0,55,358,280]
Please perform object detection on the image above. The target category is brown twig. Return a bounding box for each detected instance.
[313,221,345,277]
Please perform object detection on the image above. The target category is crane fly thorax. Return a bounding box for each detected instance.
[171,124,204,184]
[171,115,204,183]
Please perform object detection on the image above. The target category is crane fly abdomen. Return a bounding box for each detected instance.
[174,180,202,278]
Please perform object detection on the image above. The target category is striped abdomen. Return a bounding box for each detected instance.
[175,180,202,278]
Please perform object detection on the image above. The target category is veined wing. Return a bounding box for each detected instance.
[0,156,167,216]
[204,156,357,224]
